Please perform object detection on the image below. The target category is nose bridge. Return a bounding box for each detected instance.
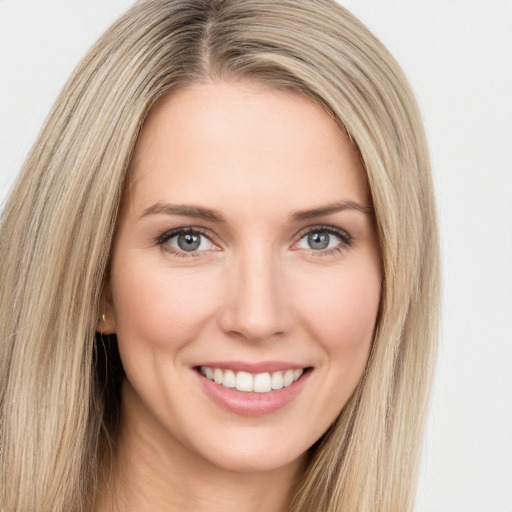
[218,241,290,341]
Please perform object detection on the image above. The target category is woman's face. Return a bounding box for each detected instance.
[102,81,381,473]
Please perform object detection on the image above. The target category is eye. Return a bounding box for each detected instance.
[296,226,351,252]
[159,228,216,255]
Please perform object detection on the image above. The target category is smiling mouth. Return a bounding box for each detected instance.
[197,366,309,393]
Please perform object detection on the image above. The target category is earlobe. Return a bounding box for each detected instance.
[97,285,117,334]
[97,311,116,335]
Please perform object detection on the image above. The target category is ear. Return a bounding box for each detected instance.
[97,280,117,335]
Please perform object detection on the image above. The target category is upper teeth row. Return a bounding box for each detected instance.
[200,367,304,393]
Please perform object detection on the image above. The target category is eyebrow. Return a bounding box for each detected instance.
[290,201,373,221]
[140,202,225,222]
[140,200,372,223]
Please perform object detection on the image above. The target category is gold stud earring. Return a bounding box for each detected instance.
[102,313,106,323]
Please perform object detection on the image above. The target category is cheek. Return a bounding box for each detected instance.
[111,257,220,351]
[298,262,381,359]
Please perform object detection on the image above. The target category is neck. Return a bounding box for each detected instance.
[95,382,305,512]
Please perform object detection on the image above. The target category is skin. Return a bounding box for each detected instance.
[97,81,382,512]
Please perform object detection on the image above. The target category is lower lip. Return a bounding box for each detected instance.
[195,370,311,416]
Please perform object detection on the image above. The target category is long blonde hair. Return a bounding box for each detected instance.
[0,1,440,510]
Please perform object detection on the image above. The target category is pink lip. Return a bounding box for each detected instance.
[194,366,311,417]
[194,360,306,373]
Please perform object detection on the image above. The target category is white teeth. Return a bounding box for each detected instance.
[283,369,294,387]
[253,373,272,393]
[213,368,223,384]
[223,369,236,388]
[236,371,253,392]
[271,371,284,390]
[200,366,305,393]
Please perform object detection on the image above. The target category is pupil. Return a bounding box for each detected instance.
[178,233,200,251]
[308,231,329,250]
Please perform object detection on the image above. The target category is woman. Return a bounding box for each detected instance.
[0,0,440,510]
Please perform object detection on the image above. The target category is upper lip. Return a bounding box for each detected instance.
[194,361,309,373]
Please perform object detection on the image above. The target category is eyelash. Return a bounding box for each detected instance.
[295,225,353,257]
[156,227,215,258]
[155,225,353,258]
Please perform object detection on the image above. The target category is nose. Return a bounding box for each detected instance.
[217,247,293,342]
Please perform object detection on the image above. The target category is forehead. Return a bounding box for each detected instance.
[127,80,369,216]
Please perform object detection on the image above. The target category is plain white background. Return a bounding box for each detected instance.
[0,1,511,511]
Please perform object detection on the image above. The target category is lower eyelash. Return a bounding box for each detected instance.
[163,246,202,258]
[307,245,346,258]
